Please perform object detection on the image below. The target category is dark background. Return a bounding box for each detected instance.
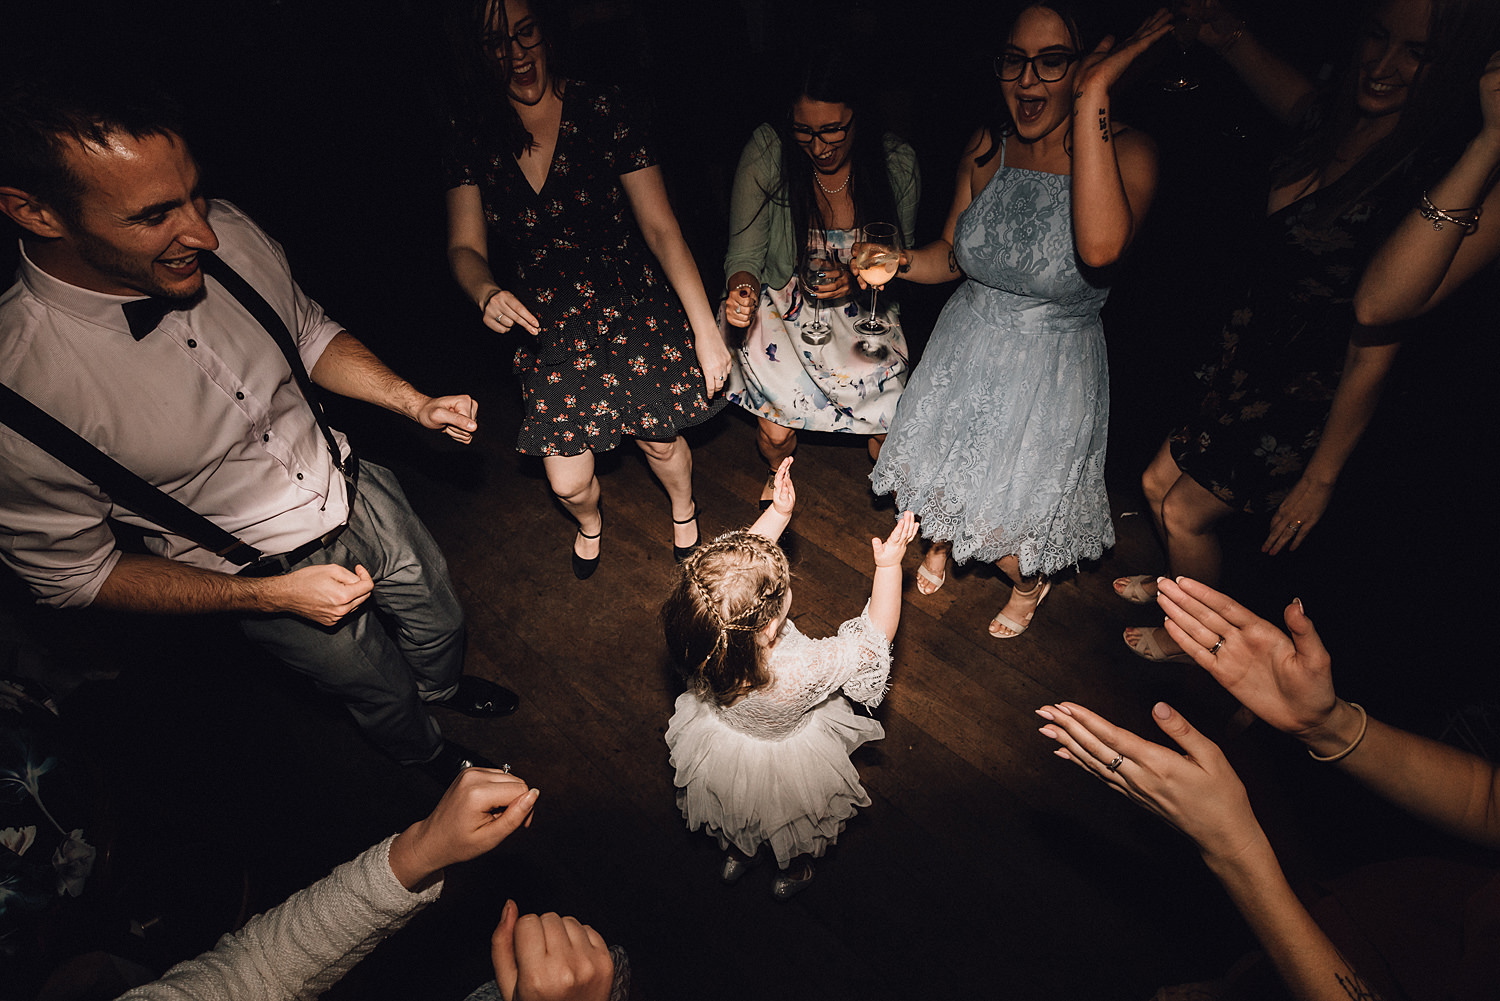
[4,1,1497,998]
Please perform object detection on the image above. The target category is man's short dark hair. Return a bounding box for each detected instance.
[0,78,187,222]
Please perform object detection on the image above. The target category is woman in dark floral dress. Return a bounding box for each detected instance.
[1119,0,1500,661]
[443,0,729,577]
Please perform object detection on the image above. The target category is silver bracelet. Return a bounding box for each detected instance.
[1418,192,1481,235]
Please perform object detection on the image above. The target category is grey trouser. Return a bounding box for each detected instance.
[239,461,463,764]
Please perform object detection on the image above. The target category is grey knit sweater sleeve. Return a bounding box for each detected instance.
[118,835,443,1001]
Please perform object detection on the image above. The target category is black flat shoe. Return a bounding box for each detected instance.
[434,676,520,718]
[672,499,700,562]
[572,518,602,580]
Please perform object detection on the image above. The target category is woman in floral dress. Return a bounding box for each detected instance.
[443,0,729,577]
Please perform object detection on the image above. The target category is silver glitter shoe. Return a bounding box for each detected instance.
[720,852,750,884]
[770,862,814,900]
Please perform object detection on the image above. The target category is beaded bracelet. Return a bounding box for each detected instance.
[1307,702,1368,763]
[1418,192,1482,234]
[728,282,757,299]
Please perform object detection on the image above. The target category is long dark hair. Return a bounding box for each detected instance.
[974,0,1106,168]
[442,0,569,157]
[1273,0,1500,224]
[744,48,904,271]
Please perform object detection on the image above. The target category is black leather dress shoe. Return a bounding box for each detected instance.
[434,676,520,718]
[416,740,499,783]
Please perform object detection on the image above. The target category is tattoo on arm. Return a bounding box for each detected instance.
[1336,971,1384,1001]
[947,249,958,274]
[1098,108,1110,143]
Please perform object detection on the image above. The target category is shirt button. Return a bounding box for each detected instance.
[262,433,270,442]
[296,473,304,480]
[236,391,244,400]
[187,339,197,348]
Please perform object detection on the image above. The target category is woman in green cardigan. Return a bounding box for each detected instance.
[721,51,919,505]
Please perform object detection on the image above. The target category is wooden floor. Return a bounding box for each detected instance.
[332,368,1260,1001]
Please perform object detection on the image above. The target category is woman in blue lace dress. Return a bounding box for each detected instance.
[870,3,1168,638]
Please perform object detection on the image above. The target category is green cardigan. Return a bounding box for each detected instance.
[724,123,920,292]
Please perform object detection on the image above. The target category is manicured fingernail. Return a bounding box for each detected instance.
[1294,597,1304,613]
[1038,726,1056,739]
[1035,708,1055,721]
[1053,748,1071,760]
[1056,703,1075,716]
[1153,702,1171,719]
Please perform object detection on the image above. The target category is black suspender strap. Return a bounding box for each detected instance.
[0,380,262,565]
[199,251,349,476]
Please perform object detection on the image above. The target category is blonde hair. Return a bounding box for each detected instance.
[661,530,791,707]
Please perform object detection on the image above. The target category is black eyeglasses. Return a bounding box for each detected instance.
[994,51,1079,82]
[790,120,853,146]
[485,20,542,51]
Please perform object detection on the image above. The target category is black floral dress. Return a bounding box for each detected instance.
[1169,166,1415,513]
[444,81,722,456]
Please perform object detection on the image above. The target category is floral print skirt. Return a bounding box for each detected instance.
[514,294,724,456]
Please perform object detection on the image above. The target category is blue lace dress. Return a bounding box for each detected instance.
[870,141,1114,577]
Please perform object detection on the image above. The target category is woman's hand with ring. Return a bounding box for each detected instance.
[480,288,541,337]
[1263,475,1332,554]
[1036,700,1265,862]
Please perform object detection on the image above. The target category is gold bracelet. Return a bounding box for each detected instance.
[1418,192,1482,234]
[1307,702,1368,763]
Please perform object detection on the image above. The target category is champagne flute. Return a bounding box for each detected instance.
[853,222,900,335]
[800,248,838,345]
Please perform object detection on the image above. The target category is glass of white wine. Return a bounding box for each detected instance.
[853,222,900,335]
[800,247,839,345]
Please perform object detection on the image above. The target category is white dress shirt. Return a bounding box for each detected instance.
[0,200,351,608]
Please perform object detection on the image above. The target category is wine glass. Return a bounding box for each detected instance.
[1162,3,1202,92]
[800,249,839,346]
[853,222,900,335]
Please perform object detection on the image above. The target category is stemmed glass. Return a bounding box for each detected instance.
[1162,2,1202,91]
[852,222,900,335]
[799,247,839,345]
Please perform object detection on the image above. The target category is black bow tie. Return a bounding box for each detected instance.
[121,296,190,340]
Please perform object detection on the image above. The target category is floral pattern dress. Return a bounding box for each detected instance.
[1169,167,1416,512]
[444,81,722,456]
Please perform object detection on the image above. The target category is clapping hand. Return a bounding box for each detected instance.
[769,456,795,516]
[1155,576,1339,739]
[1036,699,1266,862]
[1077,8,1175,94]
[872,510,918,568]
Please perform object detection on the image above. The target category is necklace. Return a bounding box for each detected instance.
[815,170,849,195]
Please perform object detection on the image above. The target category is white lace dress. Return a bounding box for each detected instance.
[665,607,891,868]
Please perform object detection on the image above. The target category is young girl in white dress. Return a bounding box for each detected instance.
[662,459,917,899]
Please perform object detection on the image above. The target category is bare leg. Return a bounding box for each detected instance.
[542,452,601,560]
[1126,460,1235,657]
[636,436,697,549]
[989,553,1048,638]
[756,418,796,503]
[867,433,886,462]
[917,538,951,595]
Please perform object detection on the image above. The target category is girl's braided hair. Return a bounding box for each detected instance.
[661,530,792,707]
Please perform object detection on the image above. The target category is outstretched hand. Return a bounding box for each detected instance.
[1077,8,1175,95]
[417,394,481,445]
[1156,577,1338,738]
[387,767,539,891]
[872,510,918,568]
[491,901,614,1001]
[1036,699,1266,861]
[769,456,795,516]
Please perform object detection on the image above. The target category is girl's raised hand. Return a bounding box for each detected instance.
[872,511,918,568]
[1077,8,1175,95]
[770,456,796,515]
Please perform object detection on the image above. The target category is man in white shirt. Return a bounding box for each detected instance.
[0,83,516,770]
